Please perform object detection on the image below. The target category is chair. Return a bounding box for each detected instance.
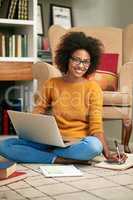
[32,25,133,153]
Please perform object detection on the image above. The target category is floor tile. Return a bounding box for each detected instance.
[32,197,53,200]
[1,162,133,200]
[124,168,133,174]
[67,177,118,191]
[25,176,58,187]
[0,186,11,191]
[54,173,98,182]
[91,186,133,200]
[23,164,42,170]
[16,165,30,171]
[0,190,24,200]
[25,169,40,177]
[16,187,46,198]
[83,167,121,176]
[126,184,133,190]
[106,174,133,185]
[54,191,101,200]
[24,174,44,181]
[8,180,31,189]
[37,182,80,196]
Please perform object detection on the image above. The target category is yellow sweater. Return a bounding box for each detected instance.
[33,77,103,141]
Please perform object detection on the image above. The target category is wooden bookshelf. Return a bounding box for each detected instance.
[0,0,37,133]
[0,0,37,80]
[0,61,33,80]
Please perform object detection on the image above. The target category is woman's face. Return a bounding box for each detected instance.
[68,49,91,79]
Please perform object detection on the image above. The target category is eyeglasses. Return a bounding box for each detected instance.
[70,56,90,70]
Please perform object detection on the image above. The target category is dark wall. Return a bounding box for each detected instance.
[38,0,72,36]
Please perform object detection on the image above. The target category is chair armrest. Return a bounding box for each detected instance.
[32,61,62,90]
[119,62,133,93]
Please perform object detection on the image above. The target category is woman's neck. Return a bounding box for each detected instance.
[63,73,85,83]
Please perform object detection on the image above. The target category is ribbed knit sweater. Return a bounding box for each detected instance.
[33,77,103,141]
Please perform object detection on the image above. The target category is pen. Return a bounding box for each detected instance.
[114,140,121,164]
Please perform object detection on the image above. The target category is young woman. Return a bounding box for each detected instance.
[0,32,126,164]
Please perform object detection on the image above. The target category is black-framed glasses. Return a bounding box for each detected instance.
[70,56,90,69]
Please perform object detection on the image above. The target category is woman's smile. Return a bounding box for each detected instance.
[68,49,91,80]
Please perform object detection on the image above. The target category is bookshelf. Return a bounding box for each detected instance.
[0,0,37,136]
[0,0,37,80]
[38,49,52,63]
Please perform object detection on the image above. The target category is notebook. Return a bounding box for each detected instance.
[8,110,76,148]
[0,160,16,179]
[0,171,27,186]
[40,164,83,177]
[94,153,133,170]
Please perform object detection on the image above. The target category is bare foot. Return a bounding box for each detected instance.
[124,145,132,153]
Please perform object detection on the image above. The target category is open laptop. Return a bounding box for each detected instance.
[8,110,74,148]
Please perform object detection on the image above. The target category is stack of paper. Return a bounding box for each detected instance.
[40,164,83,177]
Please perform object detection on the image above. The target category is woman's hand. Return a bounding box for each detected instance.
[106,152,128,164]
[93,133,128,164]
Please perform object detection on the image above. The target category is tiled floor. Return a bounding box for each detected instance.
[1,160,133,200]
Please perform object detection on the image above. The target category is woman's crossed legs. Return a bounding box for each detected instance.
[0,136,103,164]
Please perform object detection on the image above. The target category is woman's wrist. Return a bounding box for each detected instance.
[103,150,110,159]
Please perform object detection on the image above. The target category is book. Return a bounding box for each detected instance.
[0,33,2,56]
[18,0,28,20]
[40,164,83,177]
[2,34,5,57]
[8,0,19,19]
[2,109,10,135]
[94,153,133,170]
[21,34,28,57]
[0,171,27,186]
[0,160,16,179]
[1,99,22,135]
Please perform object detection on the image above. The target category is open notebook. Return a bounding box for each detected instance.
[40,164,83,177]
[94,153,133,170]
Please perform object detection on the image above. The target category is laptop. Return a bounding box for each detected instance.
[8,110,75,148]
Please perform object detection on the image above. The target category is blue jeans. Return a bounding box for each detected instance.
[0,136,103,164]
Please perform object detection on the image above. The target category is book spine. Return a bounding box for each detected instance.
[5,34,9,57]
[2,35,5,57]
[8,0,15,18]
[12,34,15,57]
[24,0,28,20]
[21,34,28,57]
[9,35,12,57]
[19,0,25,20]
[2,109,10,135]
[1,99,22,135]
[0,33,2,56]
[18,0,22,19]
[8,0,18,19]
[15,34,18,57]
[17,34,22,57]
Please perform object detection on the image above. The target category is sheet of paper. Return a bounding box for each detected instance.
[94,153,133,170]
[40,164,83,177]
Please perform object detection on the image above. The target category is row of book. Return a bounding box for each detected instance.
[0,0,28,20]
[37,36,52,63]
[0,99,22,135]
[38,50,52,63]
[0,33,28,57]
